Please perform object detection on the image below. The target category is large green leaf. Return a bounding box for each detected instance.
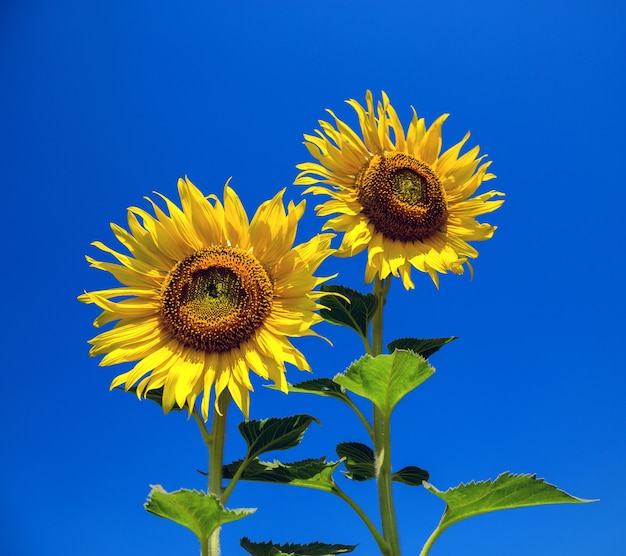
[334,350,434,416]
[424,472,595,532]
[241,537,356,555]
[392,466,430,486]
[223,457,341,492]
[336,442,376,481]
[386,337,458,359]
[239,415,319,460]
[144,486,254,542]
[319,284,377,338]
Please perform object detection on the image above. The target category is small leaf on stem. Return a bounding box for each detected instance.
[386,337,458,359]
[239,415,319,459]
[336,442,376,481]
[286,378,350,402]
[241,537,356,555]
[392,466,430,486]
[319,284,377,338]
[223,457,340,490]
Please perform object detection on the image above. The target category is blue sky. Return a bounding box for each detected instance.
[1,1,625,554]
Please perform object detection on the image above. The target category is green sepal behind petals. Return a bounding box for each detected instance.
[334,350,434,417]
[319,284,377,338]
[336,442,376,481]
[238,415,320,460]
[241,537,356,556]
[122,386,186,411]
[386,337,458,359]
[424,472,596,532]
[144,486,254,542]
[223,457,341,492]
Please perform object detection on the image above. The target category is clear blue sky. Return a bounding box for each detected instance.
[1,1,625,554]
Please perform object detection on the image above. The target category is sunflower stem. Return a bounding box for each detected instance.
[193,408,213,448]
[331,483,391,555]
[418,518,445,556]
[372,277,386,355]
[200,536,209,556]
[206,391,231,556]
[220,454,250,505]
[372,277,401,556]
[345,396,375,441]
[361,331,374,356]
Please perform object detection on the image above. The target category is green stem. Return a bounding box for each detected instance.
[360,330,373,356]
[193,408,213,447]
[345,397,375,440]
[207,391,231,556]
[332,484,391,555]
[372,277,385,356]
[372,277,401,555]
[220,454,249,505]
[200,536,209,556]
[193,409,212,556]
[418,520,445,556]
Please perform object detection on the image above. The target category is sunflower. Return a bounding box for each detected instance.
[79,178,334,418]
[295,90,504,289]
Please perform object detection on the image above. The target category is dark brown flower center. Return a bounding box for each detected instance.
[355,152,448,242]
[160,247,274,352]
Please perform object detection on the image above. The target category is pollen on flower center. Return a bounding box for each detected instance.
[160,246,274,352]
[356,152,448,242]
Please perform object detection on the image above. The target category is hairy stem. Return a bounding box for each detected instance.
[345,397,375,441]
[220,454,250,505]
[419,519,445,556]
[372,277,401,555]
[332,484,391,555]
[207,392,231,556]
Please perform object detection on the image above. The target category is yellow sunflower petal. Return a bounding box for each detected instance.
[80,178,334,418]
[223,183,251,249]
[296,90,503,288]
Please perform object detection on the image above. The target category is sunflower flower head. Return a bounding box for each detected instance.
[295,90,505,289]
[79,178,334,419]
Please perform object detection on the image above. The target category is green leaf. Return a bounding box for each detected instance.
[287,378,351,404]
[336,442,376,481]
[319,284,377,338]
[392,466,430,486]
[120,386,186,411]
[386,337,458,359]
[144,486,254,542]
[239,415,319,460]
[285,379,374,439]
[334,443,429,484]
[334,350,434,416]
[223,457,341,492]
[241,537,356,555]
[424,472,596,532]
